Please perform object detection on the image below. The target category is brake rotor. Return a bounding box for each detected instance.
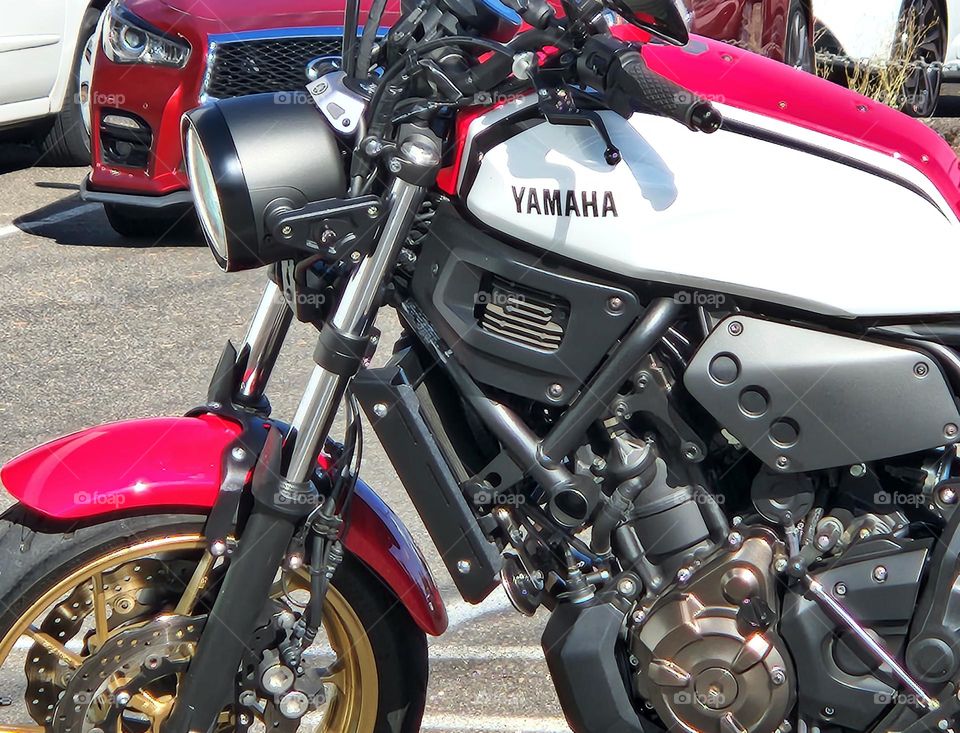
[25,558,196,727]
[52,614,205,733]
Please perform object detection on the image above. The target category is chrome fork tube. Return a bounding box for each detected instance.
[236,279,293,404]
[285,176,426,482]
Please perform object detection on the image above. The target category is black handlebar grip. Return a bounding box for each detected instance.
[614,51,722,133]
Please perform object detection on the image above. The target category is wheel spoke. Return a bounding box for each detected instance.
[174,550,215,616]
[92,572,109,648]
[25,627,82,667]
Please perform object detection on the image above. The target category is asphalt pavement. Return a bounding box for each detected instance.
[0,147,567,732]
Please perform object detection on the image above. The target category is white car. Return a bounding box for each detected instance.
[0,0,106,164]
[815,0,957,116]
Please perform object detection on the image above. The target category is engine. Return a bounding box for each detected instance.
[629,532,795,733]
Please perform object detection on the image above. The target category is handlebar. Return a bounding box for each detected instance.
[578,36,722,133]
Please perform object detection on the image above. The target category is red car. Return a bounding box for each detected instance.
[83,0,813,238]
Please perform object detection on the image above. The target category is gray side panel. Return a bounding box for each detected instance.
[685,316,960,472]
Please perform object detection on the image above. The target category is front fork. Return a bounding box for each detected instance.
[163,139,438,733]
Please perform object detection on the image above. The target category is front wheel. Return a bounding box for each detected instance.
[0,508,428,732]
[783,0,815,72]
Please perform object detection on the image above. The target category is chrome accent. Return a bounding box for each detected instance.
[237,280,293,403]
[285,144,436,482]
[307,70,368,137]
[804,575,938,710]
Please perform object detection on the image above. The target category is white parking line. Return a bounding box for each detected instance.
[421,713,570,732]
[428,643,543,661]
[444,588,512,629]
[0,203,100,239]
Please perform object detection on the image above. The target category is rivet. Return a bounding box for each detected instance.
[373,403,388,418]
[457,560,472,574]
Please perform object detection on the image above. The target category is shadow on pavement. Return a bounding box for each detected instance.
[12,196,203,248]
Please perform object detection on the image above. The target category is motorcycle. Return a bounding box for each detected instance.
[2,0,960,730]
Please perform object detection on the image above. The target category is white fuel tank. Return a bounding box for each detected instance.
[459,98,960,318]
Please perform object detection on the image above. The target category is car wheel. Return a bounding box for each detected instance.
[37,6,103,166]
[104,203,199,240]
[784,0,815,72]
[899,0,947,116]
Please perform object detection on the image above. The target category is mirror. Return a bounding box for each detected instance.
[606,0,690,45]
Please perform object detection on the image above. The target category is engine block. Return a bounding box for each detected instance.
[630,532,794,733]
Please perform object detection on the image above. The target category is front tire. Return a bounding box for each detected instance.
[104,202,198,240]
[0,507,428,732]
[37,6,102,166]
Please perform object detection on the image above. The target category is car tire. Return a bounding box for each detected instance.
[37,5,103,166]
[899,0,947,117]
[784,0,815,72]
[104,203,199,240]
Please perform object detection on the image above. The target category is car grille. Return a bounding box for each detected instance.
[203,35,343,100]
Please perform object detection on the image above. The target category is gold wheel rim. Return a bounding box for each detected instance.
[0,534,379,733]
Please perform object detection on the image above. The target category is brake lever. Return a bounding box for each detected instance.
[531,64,622,166]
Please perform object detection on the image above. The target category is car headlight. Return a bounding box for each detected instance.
[182,94,346,273]
[102,1,190,67]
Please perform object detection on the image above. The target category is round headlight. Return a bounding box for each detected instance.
[184,125,228,262]
[182,95,347,273]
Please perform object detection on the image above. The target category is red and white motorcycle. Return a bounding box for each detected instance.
[2,0,960,731]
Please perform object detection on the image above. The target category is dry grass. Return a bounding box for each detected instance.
[815,9,935,114]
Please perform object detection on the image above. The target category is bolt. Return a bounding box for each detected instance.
[548,383,564,399]
[239,690,258,707]
[592,457,607,472]
[915,362,930,377]
[388,159,403,173]
[823,707,835,717]
[939,720,950,731]
[364,138,382,156]
[776,456,790,470]
[940,487,958,505]
[683,443,702,461]
[834,583,847,596]
[210,539,228,557]
[947,423,959,439]
[373,403,388,418]
[628,654,640,667]
[873,565,888,583]
[366,205,379,218]
[632,609,646,624]
[770,668,786,685]
[457,560,471,575]
[144,654,162,670]
[815,534,832,551]
[774,557,789,573]
[350,251,362,262]
[728,321,743,336]
[850,463,867,478]
[617,577,637,597]
[239,713,252,726]
[607,296,624,313]
[430,263,439,276]
[315,82,328,93]
[677,567,693,584]
[231,446,246,461]
[321,229,336,243]
[280,225,293,238]
[115,691,131,708]
[727,531,743,549]
[342,118,351,127]
[614,401,630,418]
[287,553,304,570]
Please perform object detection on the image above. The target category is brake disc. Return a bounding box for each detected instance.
[25,558,196,727]
[52,615,205,733]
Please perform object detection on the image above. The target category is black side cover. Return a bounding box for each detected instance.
[542,601,648,733]
[353,347,502,603]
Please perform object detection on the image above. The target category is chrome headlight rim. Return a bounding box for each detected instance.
[182,106,259,273]
[102,0,191,67]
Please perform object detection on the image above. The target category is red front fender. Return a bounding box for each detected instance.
[0,414,447,636]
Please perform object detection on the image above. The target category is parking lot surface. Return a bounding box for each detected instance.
[0,148,568,732]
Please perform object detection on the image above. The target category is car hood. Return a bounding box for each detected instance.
[129,0,398,35]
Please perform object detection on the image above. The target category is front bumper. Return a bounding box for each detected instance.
[80,175,194,208]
